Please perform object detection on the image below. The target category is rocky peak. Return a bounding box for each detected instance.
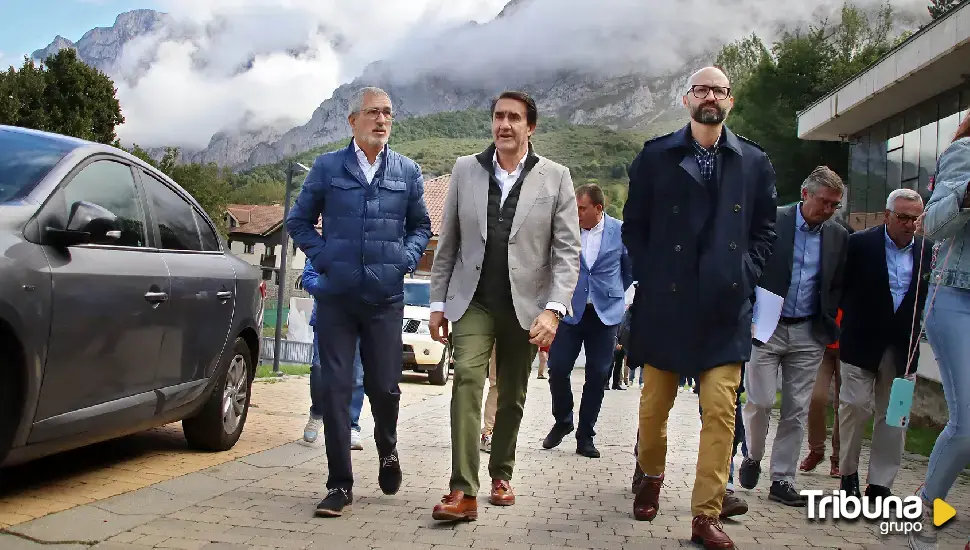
[32,9,169,74]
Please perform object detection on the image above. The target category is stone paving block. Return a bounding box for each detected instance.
[6,505,158,542]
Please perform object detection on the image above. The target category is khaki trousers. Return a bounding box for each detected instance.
[637,363,742,518]
[807,347,841,458]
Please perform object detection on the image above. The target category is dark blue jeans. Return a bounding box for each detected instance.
[548,305,620,443]
[311,332,364,432]
[313,297,404,490]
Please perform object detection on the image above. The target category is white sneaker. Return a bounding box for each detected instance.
[480,433,492,453]
[909,493,937,550]
[304,416,323,443]
[350,430,363,450]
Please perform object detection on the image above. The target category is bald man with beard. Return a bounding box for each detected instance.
[622,67,778,549]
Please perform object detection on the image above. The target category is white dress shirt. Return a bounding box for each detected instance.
[582,215,605,303]
[353,140,383,184]
[492,149,526,207]
[430,148,566,318]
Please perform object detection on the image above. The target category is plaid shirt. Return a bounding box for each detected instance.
[692,138,719,181]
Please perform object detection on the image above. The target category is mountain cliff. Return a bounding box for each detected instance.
[31,4,696,170]
[32,10,170,76]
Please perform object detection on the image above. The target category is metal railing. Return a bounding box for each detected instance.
[260,337,312,365]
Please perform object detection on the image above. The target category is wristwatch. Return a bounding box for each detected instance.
[547,308,564,321]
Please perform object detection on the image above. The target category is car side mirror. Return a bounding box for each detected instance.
[44,201,120,248]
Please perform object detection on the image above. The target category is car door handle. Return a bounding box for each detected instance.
[216,291,233,300]
[144,291,169,303]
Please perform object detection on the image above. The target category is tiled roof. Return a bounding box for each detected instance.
[226,175,451,239]
[226,204,284,236]
[424,174,451,235]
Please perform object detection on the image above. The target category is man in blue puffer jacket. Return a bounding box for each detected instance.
[302,259,365,451]
[286,86,432,518]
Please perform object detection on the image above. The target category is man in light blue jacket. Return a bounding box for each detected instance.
[543,184,633,458]
[303,258,365,451]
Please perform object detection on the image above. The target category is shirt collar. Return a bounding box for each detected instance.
[795,202,823,234]
[493,149,527,177]
[583,214,605,233]
[884,225,914,251]
[353,139,383,166]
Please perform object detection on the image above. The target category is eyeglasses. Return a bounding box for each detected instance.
[360,107,393,120]
[891,211,920,223]
[688,85,731,100]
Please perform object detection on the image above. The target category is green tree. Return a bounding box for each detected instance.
[714,33,771,94]
[928,0,965,18]
[724,3,898,201]
[0,49,124,143]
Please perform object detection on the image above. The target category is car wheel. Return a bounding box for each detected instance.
[183,337,253,451]
[428,346,450,386]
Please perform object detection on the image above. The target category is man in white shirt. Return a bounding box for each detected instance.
[543,184,633,458]
[286,86,431,518]
[427,91,581,521]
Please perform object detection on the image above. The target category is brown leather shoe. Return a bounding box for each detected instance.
[798,450,824,472]
[489,479,515,506]
[718,491,748,519]
[830,456,840,478]
[691,515,735,549]
[633,472,663,521]
[432,491,478,521]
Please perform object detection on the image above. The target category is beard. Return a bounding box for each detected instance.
[691,103,726,125]
[360,129,389,148]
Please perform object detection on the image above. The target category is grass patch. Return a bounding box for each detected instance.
[255,363,311,378]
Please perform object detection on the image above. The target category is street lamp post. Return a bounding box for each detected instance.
[272,161,310,375]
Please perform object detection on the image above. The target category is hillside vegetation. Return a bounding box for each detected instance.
[238,110,682,218]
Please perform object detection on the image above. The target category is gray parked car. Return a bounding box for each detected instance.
[0,126,265,467]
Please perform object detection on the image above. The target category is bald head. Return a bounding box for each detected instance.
[688,66,730,88]
[683,66,733,127]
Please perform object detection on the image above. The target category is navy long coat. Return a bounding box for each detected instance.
[621,124,778,376]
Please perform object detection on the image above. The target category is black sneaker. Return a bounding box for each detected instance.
[379,451,402,495]
[738,458,760,490]
[576,440,600,458]
[315,488,352,517]
[769,480,807,507]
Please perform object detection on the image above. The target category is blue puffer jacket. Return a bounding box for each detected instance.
[287,141,432,304]
[303,258,321,326]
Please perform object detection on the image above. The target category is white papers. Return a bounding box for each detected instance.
[752,286,784,343]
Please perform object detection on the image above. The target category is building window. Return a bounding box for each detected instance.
[244,243,255,254]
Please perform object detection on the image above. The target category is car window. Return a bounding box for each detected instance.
[404,282,431,307]
[61,160,147,247]
[143,173,202,251]
[0,130,77,202]
[193,209,221,252]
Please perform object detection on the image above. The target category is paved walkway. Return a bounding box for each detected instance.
[1,374,968,549]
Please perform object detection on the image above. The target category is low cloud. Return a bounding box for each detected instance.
[108,0,929,149]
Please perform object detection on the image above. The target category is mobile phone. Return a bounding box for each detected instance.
[886,377,916,428]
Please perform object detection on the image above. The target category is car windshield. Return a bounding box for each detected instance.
[404,282,431,307]
[0,130,78,203]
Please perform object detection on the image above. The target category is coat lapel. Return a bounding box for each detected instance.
[509,160,547,239]
[777,205,797,274]
[473,147,494,240]
[342,142,368,187]
[872,227,893,309]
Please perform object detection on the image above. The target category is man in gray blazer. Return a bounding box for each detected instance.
[739,166,849,506]
[428,91,581,522]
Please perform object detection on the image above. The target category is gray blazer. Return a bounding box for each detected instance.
[756,204,848,345]
[430,149,582,330]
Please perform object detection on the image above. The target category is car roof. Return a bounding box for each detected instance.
[1,125,211,221]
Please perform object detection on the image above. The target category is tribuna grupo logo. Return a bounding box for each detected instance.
[801,490,924,535]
